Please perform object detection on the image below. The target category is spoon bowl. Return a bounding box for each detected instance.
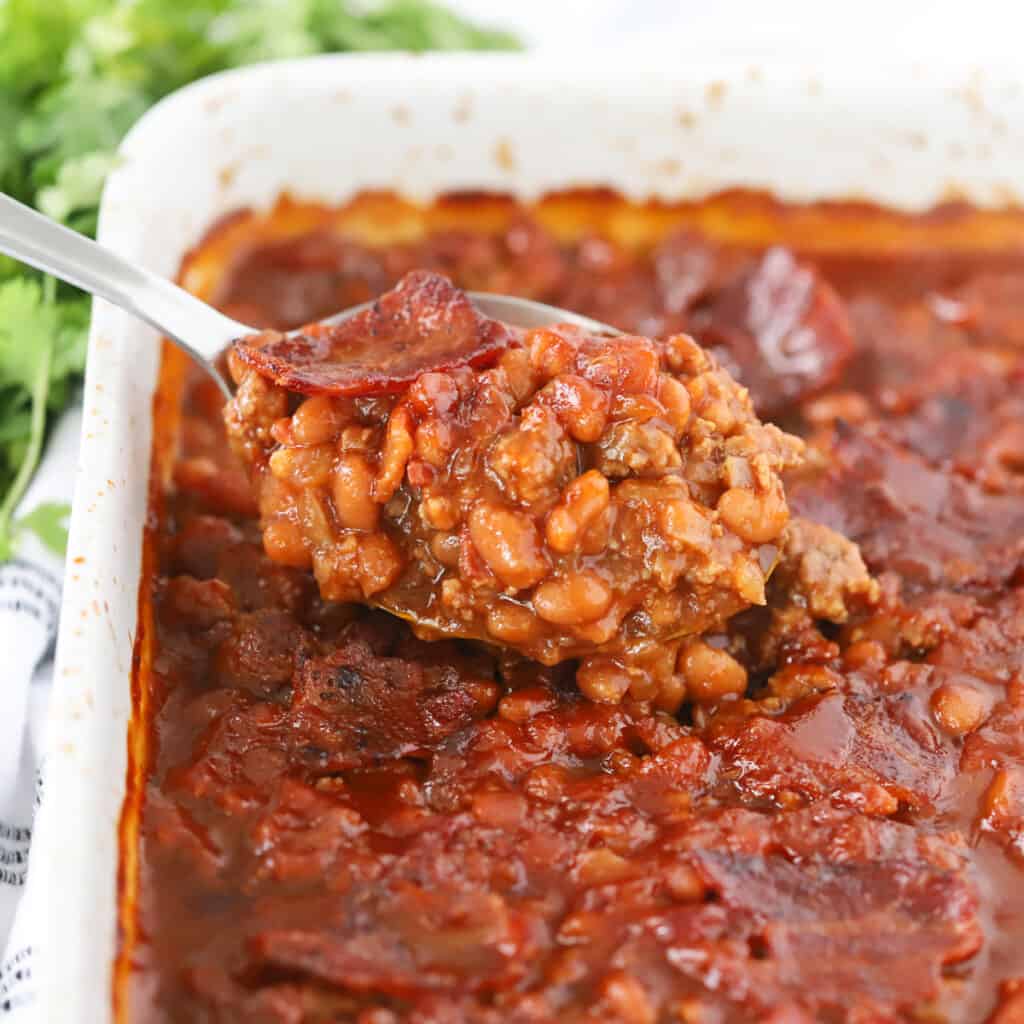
[0,192,620,398]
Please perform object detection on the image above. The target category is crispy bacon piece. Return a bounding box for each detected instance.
[231,270,516,396]
[694,247,856,416]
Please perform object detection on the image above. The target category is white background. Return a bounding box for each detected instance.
[446,0,1022,60]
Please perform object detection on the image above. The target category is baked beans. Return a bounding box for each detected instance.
[226,271,804,699]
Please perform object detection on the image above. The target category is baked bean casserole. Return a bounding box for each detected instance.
[119,191,1024,1024]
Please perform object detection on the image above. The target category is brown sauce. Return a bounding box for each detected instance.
[118,190,1024,1024]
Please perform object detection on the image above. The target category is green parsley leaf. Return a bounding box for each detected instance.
[0,279,55,560]
[37,151,120,225]
[15,501,71,558]
[0,278,59,392]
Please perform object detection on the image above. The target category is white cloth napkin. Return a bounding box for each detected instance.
[0,407,81,1019]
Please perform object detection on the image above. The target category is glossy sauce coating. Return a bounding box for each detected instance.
[226,271,805,704]
[124,194,1024,1024]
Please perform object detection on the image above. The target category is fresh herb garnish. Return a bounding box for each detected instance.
[0,0,517,560]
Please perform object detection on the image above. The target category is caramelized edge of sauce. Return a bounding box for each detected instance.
[113,343,189,1020]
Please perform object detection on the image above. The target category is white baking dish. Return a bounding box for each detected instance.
[39,53,1024,1021]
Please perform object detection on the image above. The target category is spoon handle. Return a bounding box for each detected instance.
[0,192,248,391]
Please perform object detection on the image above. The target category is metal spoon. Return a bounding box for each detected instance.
[0,192,620,398]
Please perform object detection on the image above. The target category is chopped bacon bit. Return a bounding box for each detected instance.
[231,270,517,396]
